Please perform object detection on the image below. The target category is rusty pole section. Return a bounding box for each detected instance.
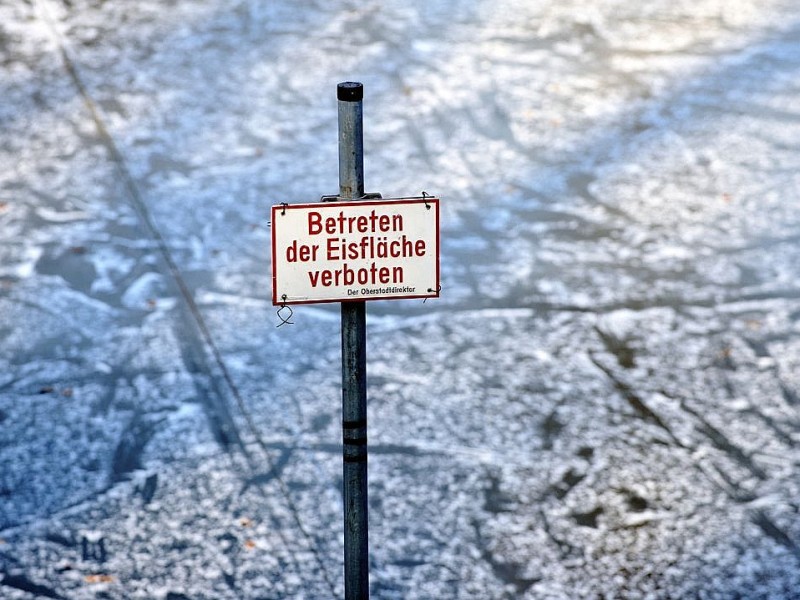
[337,81,369,600]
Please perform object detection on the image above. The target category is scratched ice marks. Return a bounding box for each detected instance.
[1,0,799,598]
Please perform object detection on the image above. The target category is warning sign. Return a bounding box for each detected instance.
[272,198,439,305]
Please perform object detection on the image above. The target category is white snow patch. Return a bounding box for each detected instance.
[121,272,165,309]
[34,207,90,222]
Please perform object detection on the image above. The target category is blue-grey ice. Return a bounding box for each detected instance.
[1,0,800,598]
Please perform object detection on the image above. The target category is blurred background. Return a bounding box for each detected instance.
[1,1,799,598]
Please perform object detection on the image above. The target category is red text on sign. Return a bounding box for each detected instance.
[308,210,403,235]
[308,262,404,287]
[326,236,426,261]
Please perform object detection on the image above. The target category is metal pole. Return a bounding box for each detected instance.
[337,81,369,600]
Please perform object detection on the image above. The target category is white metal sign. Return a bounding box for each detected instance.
[272,197,439,305]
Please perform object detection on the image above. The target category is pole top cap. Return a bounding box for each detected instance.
[337,82,363,102]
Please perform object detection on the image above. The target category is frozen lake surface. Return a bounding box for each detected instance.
[2,0,800,598]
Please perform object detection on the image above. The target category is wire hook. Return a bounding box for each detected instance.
[423,285,442,303]
[277,295,294,327]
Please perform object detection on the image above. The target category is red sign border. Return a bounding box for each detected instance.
[271,197,440,306]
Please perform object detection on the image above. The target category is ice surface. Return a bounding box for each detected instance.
[1,0,800,598]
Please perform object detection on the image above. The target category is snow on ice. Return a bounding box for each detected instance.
[1,0,800,598]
